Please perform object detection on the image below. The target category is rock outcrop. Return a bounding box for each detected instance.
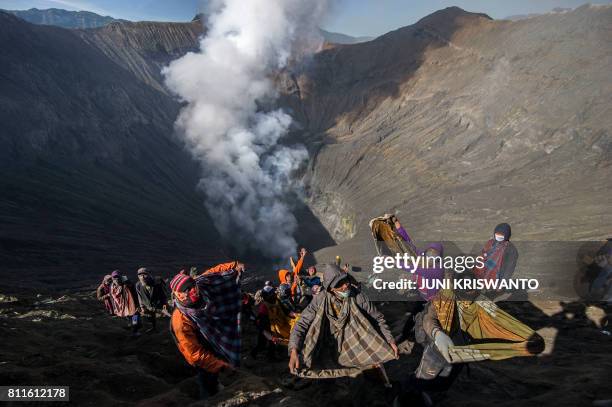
[0,12,221,287]
[279,6,611,243]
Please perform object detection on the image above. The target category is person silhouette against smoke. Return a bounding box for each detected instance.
[473,223,518,281]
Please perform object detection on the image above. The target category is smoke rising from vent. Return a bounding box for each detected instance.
[163,0,329,259]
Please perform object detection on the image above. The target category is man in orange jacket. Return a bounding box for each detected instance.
[170,261,244,400]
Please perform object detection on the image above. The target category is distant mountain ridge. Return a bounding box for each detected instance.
[3,7,122,28]
[4,7,372,44]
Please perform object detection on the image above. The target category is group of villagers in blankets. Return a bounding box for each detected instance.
[135,215,545,403]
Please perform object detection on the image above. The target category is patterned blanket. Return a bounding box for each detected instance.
[432,289,542,362]
[297,292,395,378]
[175,268,242,366]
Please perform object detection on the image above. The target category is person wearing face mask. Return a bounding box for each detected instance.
[170,261,244,401]
[288,264,398,379]
[473,223,518,281]
[135,267,169,333]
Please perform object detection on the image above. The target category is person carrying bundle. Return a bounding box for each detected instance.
[395,270,544,405]
[109,270,141,336]
[170,261,244,401]
[288,264,399,379]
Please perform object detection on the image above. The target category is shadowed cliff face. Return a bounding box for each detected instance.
[278,6,612,244]
[0,12,223,287]
[76,19,205,93]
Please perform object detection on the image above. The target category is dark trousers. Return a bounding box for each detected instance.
[143,310,156,329]
[251,330,278,359]
[195,368,219,400]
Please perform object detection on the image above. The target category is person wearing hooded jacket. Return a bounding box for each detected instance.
[474,223,518,281]
[288,264,399,374]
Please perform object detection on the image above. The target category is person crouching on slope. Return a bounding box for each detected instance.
[170,262,244,401]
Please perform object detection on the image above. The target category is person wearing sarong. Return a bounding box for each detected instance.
[288,264,399,378]
[251,285,296,360]
[395,271,544,405]
[110,270,141,335]
[473,223,518,281]
[135,267,169,333]
[96,275,114,315]
[170,261,243,400]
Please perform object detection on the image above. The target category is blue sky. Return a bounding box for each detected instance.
[0,0,610,37]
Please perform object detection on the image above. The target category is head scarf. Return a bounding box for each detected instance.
[170,272,200,308]
[494,223,512,241]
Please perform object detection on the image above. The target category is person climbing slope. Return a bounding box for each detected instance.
[288,264,399,379]
[135,267,169,333]
[170,261,244,400]
[395,270,544,405]
[96,274,114,315]
[109,270,141,336]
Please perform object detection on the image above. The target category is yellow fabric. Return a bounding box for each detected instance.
[432,289,538,362]
[266,301,300,341]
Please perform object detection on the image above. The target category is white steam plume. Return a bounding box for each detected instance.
[163,0,329,259]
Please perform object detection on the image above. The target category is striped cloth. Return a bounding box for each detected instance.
[174,268,242,367]
[474,239,508,280]
[432,289,542,362]
[297,292,395,378]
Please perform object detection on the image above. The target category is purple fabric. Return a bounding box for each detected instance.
[396,226,418,256]
[415,243,445,301]
[396,226,412,243]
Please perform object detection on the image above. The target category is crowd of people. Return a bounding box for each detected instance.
[96,267,169,335]
[93,217,610,405]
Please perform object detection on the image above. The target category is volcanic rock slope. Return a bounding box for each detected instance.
[0,12,222,287]
[279,6,612,245]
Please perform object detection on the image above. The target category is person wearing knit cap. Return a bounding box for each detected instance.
[170,261,244,401]
[473,223,518,281]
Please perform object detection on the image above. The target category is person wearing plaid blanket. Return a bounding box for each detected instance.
[170,261,245,400]
[288,264,399,378]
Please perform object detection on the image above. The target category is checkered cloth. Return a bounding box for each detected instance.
[297,292,395,379]
[175,268,242,366]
